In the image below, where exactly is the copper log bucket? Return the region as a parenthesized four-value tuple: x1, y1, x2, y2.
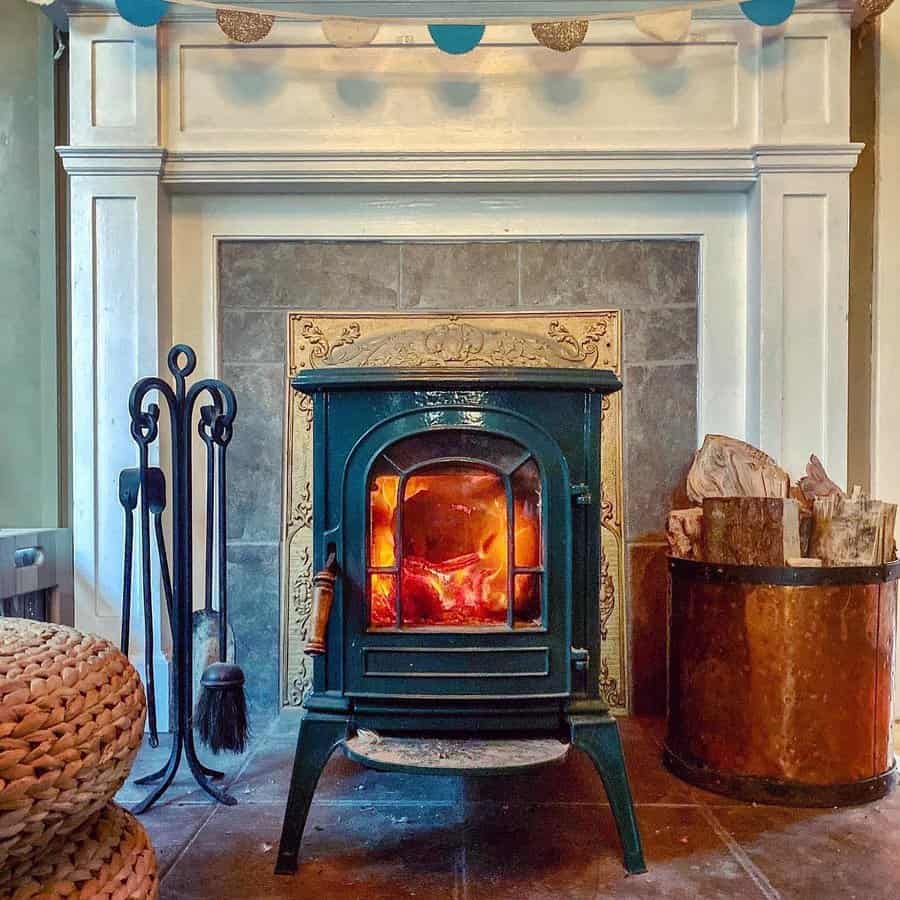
(665, 558, 899, 806)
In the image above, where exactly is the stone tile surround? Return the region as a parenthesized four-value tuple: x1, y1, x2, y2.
(218, 240, 699, 717)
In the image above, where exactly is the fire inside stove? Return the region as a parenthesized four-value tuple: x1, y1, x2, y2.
(368, 459, 542, 629)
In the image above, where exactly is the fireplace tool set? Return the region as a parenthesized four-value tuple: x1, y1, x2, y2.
(115, 346, 646, 875)
(119, 344, 247, 814)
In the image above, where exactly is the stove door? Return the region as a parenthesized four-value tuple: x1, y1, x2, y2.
(342, 407, 572, 699)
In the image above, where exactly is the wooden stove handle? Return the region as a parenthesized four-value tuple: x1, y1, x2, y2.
(304, 552, 339, 656)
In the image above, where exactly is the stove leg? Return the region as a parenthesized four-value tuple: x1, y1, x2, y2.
(275, 712, 348, 876)
(569, 713, 647, 875)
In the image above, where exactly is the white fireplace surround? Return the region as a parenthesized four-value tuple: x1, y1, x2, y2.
(60, 1, 860, 715)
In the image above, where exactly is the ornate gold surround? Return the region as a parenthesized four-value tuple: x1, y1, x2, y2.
(281, 311, 628, 712)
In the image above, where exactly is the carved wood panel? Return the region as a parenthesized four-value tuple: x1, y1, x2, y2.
(282, 311, 627, 712)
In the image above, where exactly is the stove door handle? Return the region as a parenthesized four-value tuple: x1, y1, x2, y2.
(571, 483, 593, 505)
(305, 552, 339, 656)
(571, 646, 590, 672)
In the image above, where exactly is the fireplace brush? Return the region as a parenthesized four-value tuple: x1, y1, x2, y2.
(194, 403, 247, 755)
(121, 344, 247, 813)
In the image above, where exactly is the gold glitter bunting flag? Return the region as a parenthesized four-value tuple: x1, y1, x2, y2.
(531, 20, 589, 52)
(854, 0, 895, 24)
(216, 9, 275, 43)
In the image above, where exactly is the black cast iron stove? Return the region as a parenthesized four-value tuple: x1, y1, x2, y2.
(276, 367, 645, 876)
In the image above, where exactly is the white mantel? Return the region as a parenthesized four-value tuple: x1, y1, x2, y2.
(59, 1, 860, 710)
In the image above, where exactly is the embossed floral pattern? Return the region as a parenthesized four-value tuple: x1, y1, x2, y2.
(283, 312, 626, 710)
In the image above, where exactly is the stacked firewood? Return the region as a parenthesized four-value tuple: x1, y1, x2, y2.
(667, 435, 897, 566)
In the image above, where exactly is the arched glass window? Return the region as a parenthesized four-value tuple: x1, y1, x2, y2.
(367, 430, 543, 631)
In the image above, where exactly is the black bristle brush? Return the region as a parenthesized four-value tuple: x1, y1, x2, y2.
(197, 661, 247, 754)
(195, 407, 248, 754)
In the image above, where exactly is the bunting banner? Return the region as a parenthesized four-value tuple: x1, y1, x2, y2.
(531, 20, 590, 52)
(321, 19, 381, 47)
(634, 9, 693, 42)
(428, 24, 487, 54)
(216, 9, 274, 42)
(102, 0, 890, 50)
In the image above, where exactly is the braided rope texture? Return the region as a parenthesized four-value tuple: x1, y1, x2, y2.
(0, 620, 146, 872)
(0, 802, 158, 899)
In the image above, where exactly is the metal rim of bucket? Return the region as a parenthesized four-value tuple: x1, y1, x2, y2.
(663, 746, 898, 808)
(668, 557, 900, 587)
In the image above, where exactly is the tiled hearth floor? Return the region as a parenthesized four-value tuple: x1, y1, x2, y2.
(117, 712, 900, 899)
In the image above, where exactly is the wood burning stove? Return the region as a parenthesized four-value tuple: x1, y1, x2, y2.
(276, 367, 645, 876)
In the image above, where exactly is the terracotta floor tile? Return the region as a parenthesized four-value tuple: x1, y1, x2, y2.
(117, 733, 255, 807)
(617, 715, 667, 746)
(463, 746, 604, 805)
(161, 802, 466, 899)
(223, 739, 460, 807)
(264, 708, 305, 744)
(135, 713, 900, 899)
(463, 804, 764, 899)
(463, 715, 698, 807)
(638, 717, 752, 807)
(314, 750, 463, 804)
(615, 721, 701, 806)
(224, 740, 296, 805)
(136, 802, 215, 877)
(710, 795, 900, 900)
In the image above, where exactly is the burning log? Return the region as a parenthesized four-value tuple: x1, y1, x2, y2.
(401, 553, 506, 625)
(368, 465, 542, 628)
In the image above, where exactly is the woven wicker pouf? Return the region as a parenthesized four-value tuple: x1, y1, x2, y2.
(0, 802, 158, 899)
(0, 619, 146, 872)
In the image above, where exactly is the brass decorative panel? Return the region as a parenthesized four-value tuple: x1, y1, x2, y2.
(282, 311, 627, 712)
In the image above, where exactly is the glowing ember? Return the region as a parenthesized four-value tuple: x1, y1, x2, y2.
(368, 466, 541, 628)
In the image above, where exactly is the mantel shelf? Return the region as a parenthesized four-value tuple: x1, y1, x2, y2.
(56, 145, 864, 191)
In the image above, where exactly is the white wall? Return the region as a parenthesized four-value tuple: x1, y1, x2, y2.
(0, 7, 59, 528)
(873, 7, 900, 715)
(874, 9, 900, 509)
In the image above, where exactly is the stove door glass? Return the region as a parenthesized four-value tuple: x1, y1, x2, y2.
(367, 430, 543, 630)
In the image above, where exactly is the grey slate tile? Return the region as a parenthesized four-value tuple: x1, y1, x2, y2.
(220, 241, 401, 310)
(227, 543, 281, 718)
(520, 240, 699, 309)
(223, 363, 284, 544)
(217, 240, 701, 717)
(624, 306, 698, 364)
(222, 309, 287, 365)
(401, 242, 518, 309)
(623, 363, 697, 541)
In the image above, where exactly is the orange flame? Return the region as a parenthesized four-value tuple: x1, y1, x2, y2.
(369, 468, 540, 628)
